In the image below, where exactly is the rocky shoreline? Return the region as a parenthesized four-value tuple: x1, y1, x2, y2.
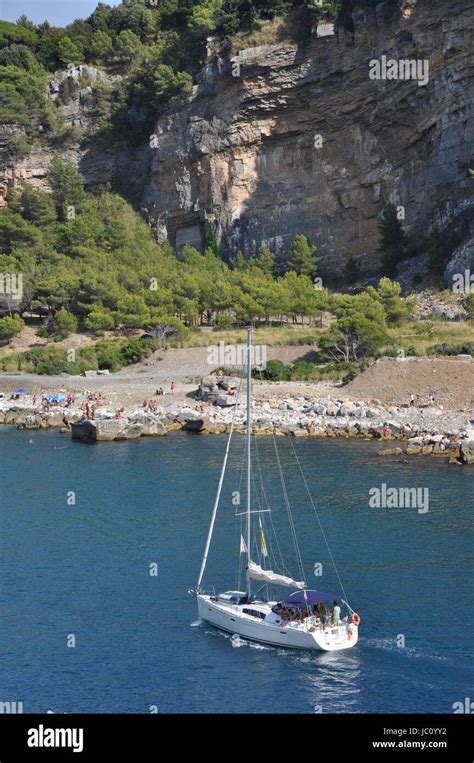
(1, 378, 473, 465)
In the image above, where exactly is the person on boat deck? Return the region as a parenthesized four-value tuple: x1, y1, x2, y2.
(318, 601, 330, 624)
(332, 601, 341, 626)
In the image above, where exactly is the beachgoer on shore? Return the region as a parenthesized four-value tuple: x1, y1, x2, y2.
(170, 381, 176, 393)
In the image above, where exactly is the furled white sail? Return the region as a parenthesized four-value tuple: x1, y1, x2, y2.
(247, 561, 305, 589)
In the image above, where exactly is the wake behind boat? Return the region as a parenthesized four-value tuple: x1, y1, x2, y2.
(189, 327, 361, 652)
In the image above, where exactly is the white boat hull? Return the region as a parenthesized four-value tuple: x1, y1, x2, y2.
(197, 595, 358, 652)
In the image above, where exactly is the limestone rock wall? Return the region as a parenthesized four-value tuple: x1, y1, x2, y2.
(137, 0, 473, 276)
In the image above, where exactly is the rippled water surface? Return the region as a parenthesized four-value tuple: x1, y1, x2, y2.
(0, 427, 471, 713)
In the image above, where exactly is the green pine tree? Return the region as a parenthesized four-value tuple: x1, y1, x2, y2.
(288, 234, 319, 278)
(47, 157, 86, 219)
(344, 256, 359, 284)
(56, 36, 82, 66)
(206, 225, 220, 256)
(426, 227, 449, 277)
(233, 250, 247, 270)
(378, 203, 406, 278)
(255, 244, 276, 276)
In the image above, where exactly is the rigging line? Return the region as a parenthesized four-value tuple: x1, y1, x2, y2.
(253, 370, 294, 578)
(253, 369, 290, 577)
(235, 415, 246, 587)
(250, 468, 269, 565)
(271, 430, 307, 586)
(253, 448, 277, 567)
(249, 451, 276, 570)
(197, 375, 242, 590)
(268, 508, 290, 577)
(252, 434, 288, 576)
(236, 377, 251, 586)
(234, 493, 239, 591)
(237, 514, 244, 590)
(235, 375, 250, 588)
(287, 435, 351, 605)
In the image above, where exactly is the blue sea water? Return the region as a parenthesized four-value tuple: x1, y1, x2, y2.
(0, 426, 472, 714)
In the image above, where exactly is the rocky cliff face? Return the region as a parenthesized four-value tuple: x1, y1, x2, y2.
(2, 0, 473, 278)
(137, 0, 474, 276)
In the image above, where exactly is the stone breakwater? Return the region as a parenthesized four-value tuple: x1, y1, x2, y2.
(1, 394, 473, 465)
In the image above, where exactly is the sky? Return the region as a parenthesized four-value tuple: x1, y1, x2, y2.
(0, 0, 121, 27)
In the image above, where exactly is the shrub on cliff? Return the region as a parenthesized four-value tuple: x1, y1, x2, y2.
(115, 29, 143, 65)
(88, 337, 157, 371)
(257, 359, 289, 381)
(131, 64, 193, 112)
(189, 0, 224, 35)
(255, 357, 357, 382)
(84, 308, 116, 335)
(120, 335, 158, 364)
(53, 308, 78, 338)
(0, 44, 39, 69)
(463, 293, 474, 321)
(21, 345, 70, 375)
(0, 209, 41, 254)
(0, 62, 48, 153)
(17, 336, 158, 375)
(0, 20, 37, 48)
(0, 315, 25, 345)
(427, 342, 474, 357)
(7, 183, 56, 227)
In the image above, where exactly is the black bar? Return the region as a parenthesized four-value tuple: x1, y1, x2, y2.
(0, 713, 471, 760)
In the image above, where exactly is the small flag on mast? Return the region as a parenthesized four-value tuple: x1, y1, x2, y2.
(259, 516, 268, 558)
(240, 535, 248, 554)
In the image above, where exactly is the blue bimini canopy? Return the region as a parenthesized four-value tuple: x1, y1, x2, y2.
(283, 590, 341, 608)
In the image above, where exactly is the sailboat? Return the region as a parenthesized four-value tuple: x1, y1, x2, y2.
(189, 327, 360, 651)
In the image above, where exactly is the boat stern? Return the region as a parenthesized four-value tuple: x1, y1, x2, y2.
(310, 622, 359, 651)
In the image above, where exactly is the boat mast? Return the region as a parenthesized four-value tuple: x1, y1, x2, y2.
(246, 325, 252, 600)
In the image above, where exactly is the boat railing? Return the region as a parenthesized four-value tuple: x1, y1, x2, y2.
(197, 586, 217, 597)
(294, 616, 352, 632)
